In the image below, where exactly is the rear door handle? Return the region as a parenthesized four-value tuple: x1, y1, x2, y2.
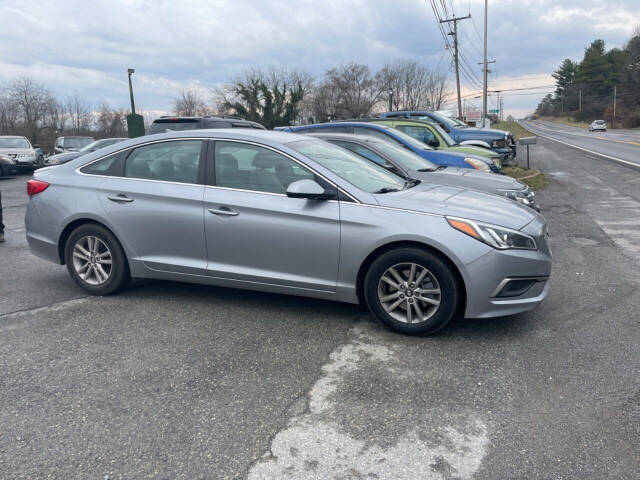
(107, 194, 134, 203)
(208, 208, 238, 217)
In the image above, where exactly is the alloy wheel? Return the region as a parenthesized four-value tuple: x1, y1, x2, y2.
(72, 235, 113, 285)
(377, 262, 441, 324)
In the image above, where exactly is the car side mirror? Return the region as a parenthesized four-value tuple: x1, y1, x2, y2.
(33, 144, 40, 149)
(286, 179, 336, 200)
(427, 139, 439, 147)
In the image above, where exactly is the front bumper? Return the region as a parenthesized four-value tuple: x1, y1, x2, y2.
(463, 231, 552, 318)
(0, 162, 19, 175)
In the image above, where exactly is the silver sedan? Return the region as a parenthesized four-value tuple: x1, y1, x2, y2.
(25, 130, 552, 335)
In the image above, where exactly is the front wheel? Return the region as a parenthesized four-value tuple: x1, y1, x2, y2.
(64, 223, 129, 295)
(363, 248, 460, 335)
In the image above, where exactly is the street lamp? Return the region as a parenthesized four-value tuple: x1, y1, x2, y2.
(127, 68, 136, 115)
(388, 89, 393, 112)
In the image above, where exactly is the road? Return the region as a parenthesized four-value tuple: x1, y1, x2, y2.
(1, 131, 639, 479)
(523, 119, 640, 169)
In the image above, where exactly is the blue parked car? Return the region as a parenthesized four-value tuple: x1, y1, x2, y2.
(278, 122, 500, 173)
(379, 111, 516, 160)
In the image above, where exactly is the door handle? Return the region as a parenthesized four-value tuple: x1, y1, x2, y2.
(107, 194, 134, 203)
(208, 208, 238, 216)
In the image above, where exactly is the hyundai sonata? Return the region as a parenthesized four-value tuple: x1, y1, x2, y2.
(25, 130, 551, 334)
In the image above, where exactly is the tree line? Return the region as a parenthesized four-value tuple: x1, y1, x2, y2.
(0, 77, 130, 152)
(0, 59, 450, 152)
(536, 28, 640, 127)
(175, 59, 451, 129)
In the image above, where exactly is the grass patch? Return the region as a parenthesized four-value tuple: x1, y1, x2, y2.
(494, 120, 534, 141)
(504, 166, 548, 190)
(537, 116, 590, 129)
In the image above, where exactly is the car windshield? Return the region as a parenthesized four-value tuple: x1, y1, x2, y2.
(432, 124, 457, 146)
(370, 140, 437, 171)
(423, 112, 460, 129)
(0, 137, 30, 148)
(287, 139, 406, 193)
(65, 137, 94, 148)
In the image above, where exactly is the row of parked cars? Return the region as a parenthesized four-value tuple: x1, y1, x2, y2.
(24, 111, 551, 335)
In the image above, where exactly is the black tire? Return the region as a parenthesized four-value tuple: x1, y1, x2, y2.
(363, 247, 459, 335)
(64, 223, 129, 295)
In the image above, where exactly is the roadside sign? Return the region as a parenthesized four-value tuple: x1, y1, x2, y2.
(489, 109, 500, 114)
(465, 111, 481, 122)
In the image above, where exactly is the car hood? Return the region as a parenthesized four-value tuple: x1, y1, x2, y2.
(374, 183, 536, 230)
(457, 127, 507, 138)
(432, 167, 525, 190)
(0, 148, 34, 154)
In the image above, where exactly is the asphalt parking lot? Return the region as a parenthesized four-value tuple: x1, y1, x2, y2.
(1, 135, 639, 479)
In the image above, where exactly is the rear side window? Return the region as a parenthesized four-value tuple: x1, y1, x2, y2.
(396, 126, 437, 146)
(124, 140, 203, 184)
(80, 151, 125, 176)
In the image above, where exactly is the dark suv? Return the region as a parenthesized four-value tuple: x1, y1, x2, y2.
(146, 116, 266, 135)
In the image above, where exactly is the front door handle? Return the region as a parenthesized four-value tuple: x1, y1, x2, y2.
(208, 207, 238, 217)
(107, 194, 134, 203)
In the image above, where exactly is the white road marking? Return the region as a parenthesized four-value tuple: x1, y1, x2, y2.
(0, 297, 88, 320)
(247, 323, 489, 480)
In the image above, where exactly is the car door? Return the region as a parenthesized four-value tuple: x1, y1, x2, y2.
(203, 140, 340, 291)
(97, 139, 207, 274)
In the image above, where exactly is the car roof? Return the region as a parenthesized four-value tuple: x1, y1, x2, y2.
(308, 132, 387, 143)
(352, 117, 439, 126)
(0, 135, 27, 139)
(293, 121, 394, 131)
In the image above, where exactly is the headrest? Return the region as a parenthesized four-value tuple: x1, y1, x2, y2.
(252, 152, 277, 169)
(217, 153, 238, 170)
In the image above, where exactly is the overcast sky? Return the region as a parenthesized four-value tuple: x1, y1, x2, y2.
(1, 0, 638, 118)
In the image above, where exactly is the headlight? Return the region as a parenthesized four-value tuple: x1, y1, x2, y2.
(464, 157, 490, 172)
(491, 156, 502, 168)
(491, 139, 506, 148)
(499, 188, 535, 206)
(446, 216, 537, 250)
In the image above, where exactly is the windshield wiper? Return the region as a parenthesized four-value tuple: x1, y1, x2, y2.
(436, 165, 448, 170)
(373, 187, 401, 194)
(417, 168, 436, 172)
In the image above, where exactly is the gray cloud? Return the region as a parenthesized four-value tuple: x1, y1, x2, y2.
(0, 0, 637, 116)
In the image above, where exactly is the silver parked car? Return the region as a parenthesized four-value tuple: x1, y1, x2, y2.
(311, 133, 538, 209)
(25, 130, 552, 335)
(0, 136, 43, 169)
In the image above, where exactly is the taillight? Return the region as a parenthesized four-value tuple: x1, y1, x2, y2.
(27, 179, 50, 196)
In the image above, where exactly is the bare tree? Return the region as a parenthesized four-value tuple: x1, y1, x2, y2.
(376, 59, 451, 111)
(323, 62, 381, 118)
(65, 92, 91, 134)
(96, 102, 127, 138)
(7, 77, 57, 144)
(0, 95, 19, 135)
(173, 88, 211, 116)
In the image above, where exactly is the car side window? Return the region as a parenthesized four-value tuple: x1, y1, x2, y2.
(80, 151, 124, 176)
(396, 126, 437, 145)
(214, 141, 315, 194)
(124, 140, 203, 184)
(353, 127, 403, 146)
(332, 141, 390, 167)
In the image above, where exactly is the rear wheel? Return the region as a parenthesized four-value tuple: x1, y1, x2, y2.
(64, 224, 129, 295)
(363, 248, 459, 335)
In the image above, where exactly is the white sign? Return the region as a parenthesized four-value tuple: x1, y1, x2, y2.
(465, 111, 481, 122)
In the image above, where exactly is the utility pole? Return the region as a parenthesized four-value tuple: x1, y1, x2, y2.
(613, 85, 616, 129)
(579, 90, 582, 112)
(440, 14, 471, 119)
(127, 68, 136, 115)
(482, 0, 488, 127)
